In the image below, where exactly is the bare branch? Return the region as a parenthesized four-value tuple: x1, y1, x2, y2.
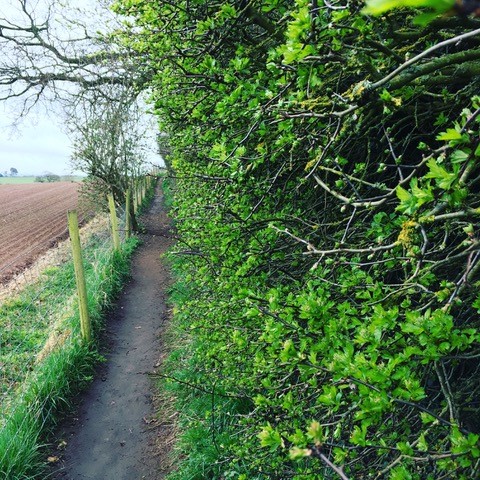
(368, 28, 480, 91)
(0, 0, 148, 115)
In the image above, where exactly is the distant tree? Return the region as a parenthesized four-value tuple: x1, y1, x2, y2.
(35, 171, 60, 182)
(0, 173, 3, 177)
(45, 172, 60, 182)
(10, 167, 18, 176)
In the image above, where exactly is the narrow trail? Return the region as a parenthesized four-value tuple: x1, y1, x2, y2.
(50, 185, 174, 480)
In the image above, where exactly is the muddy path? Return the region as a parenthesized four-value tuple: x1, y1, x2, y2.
(49, 184, 174, 480)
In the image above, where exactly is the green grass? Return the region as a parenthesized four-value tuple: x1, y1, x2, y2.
(0, 229, 139, 479)
(0, 176, 84, 185)
(0, 176, 38, 184)
(162, 176, 174, 210)
(156, 266, 245, 480)
(0, 265, 76, 399)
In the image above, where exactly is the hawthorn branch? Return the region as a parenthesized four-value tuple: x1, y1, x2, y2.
(368, 28, 480, 91)
(387, 49, 480, 91)
(310, 447, 351, 480)
(271, 225, 399, 256)
(242, 2, 284, 42)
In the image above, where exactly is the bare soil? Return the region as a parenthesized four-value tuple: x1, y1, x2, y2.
(0, 182, 87, 283)
(48, 185, 175, 480)
(0, 215, 109, 305)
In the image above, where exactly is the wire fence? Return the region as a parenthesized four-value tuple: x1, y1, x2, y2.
(0, 178, 154, 475)
(0, 213, 116, 417)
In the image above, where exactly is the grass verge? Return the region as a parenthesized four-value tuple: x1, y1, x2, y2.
(155, 178, 247, 480)
(156, 275, 239, 480)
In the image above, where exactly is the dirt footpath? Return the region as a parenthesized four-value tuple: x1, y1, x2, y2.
(50, 185, 174, 479)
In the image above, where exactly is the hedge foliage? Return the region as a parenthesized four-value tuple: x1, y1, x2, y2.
(113, 1, 480, 478)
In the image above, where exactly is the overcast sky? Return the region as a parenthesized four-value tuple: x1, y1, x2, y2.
(0, 112, 75, 176)
(0, 109, 163, 177)
(0, 0, 162, 177)
(0, 0, 87, 176)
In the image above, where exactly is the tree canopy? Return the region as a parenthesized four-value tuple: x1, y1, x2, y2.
(0, 0, 149, 115)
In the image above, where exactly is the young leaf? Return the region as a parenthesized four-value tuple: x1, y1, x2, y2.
(306, 420, 324, 444)
(363, 0, 453, 16)
(258, 425, 284, 451)
(436, 128, 463, 141)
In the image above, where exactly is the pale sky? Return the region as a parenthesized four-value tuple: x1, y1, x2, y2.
(0, 115, 75, 176)
(0, 0, 86, 175)
(0, 108, 163, 176)
(0, 0, 162, 177)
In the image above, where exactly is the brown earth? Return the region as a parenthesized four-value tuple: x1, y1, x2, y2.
(48, 184, 176, 480)
(0, 182, 86, 283)
(0, 215, 109, 305)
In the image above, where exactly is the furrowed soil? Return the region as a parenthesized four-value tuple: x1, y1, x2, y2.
(49, 185, 175, 480)
(0, 182, 87, 283)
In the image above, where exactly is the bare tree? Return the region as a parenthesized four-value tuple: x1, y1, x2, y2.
(69, 85, 149, 231)
(0, 0, 149, 117)
(0, 0, 158, 229)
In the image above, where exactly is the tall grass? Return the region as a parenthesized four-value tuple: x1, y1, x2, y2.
(158, 277, 230, 480)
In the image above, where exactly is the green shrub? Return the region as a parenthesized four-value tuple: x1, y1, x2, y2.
(114, 1, 480, 478)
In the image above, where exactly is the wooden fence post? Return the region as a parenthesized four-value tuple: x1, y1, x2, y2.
(133, 179, 139, 214)
(125, 188, 131, 240)
(108, 193, 121, 251)
(138, 179, 142, 207)
(67, 210, 91, 342)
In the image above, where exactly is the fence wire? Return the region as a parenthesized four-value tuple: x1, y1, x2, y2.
(0, 214, 119, 423)
(0, 177, 152, 475)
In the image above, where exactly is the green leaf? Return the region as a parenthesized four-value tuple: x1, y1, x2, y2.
(258, 424, 284, 451)
(363, 0, 452, 15)
(350, 424, 367, 446)
(410, 178, 433, 207)
(318, 385, 340, 406)
(396, 441, 414, 455)
(396, 185, 411, 202)
(450, 149, 470, 164)
(436, 128, 463, 141)
(389, 464, 414, 479)
(425, 158, 457, 190)
(417, 433, 428, 452)
(420, 411, 436, 424)
(473, 293, 480, 311)
(412, 11, 439, 25)
(306, 420, 324, 444)
(289, 447, 312, 460)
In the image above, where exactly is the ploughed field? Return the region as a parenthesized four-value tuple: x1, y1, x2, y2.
(0, 182, 85, 283)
